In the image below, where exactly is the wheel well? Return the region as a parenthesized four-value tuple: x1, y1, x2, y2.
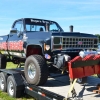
(26, 45, 43, 57)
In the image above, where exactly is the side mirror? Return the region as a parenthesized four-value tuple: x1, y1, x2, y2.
(17, 32, 23, 37)
(10, 28, 17, 33)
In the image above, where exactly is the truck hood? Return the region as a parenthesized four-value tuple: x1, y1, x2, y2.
(51, 32, 97, 38)
(25, 31, 97, 46)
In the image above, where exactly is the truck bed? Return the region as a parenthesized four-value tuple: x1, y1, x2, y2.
(39, 73, 100, 100)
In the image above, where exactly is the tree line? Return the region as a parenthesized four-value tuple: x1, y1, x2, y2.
(95, 34, 100, 43)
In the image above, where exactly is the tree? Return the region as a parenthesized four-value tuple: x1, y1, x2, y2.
(95, 34, 100, 43)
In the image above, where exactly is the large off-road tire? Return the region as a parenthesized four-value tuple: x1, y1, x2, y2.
(7, 76, 23, 98)
(0, 54, 7, 69)
(24, 55, 48, 85)
(0, 72, 7, 92)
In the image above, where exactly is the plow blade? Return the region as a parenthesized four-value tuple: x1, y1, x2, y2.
(68, 55, 100, 79)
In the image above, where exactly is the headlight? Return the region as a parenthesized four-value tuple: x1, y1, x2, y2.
(45, 45, 50, 50)
(53, 37, 62, 50)
(53, 37, 62, 44)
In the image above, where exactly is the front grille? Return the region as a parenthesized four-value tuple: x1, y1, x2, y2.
(62, 37, 98, 49)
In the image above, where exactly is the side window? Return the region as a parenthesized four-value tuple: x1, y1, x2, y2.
(13, 21, 23, 32)
(26, 24, 45, 32)
(36, 26, 45, 31)
(26, 25, 35, 31)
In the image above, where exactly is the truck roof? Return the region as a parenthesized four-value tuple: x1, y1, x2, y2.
(16, 18, 56, 23)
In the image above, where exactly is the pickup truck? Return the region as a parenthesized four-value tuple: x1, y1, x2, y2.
(0, 18, 98, 86)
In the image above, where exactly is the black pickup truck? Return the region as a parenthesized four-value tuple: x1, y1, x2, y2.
(0, 18, 98, 86)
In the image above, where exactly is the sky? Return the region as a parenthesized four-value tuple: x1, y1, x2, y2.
(0, 0, 100, 35)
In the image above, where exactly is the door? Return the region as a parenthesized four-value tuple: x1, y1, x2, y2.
(7, 20, 24, 56)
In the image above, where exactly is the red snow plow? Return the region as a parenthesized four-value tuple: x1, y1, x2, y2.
(66, 51, 100, 99)
(68, 54, 100, 79)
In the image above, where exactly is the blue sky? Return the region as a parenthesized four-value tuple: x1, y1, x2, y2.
(0, 0, 100, 35)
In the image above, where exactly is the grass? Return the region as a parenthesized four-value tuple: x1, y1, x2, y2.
(0, 90, 35, 100)
(0, 62, 35, 100)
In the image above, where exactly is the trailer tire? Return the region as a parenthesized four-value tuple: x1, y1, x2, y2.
(7, 76, 23, 98)
(0, 72, 6, 92)
(77, 77, 87, 84)
(24, 55, 48, 85)
(0, 54, 7, 69)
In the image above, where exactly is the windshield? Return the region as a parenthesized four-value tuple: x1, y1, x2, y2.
(24, 19, 63, 32)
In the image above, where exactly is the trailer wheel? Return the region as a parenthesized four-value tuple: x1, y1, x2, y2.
(77, 77, 87, 84)
(7, 75, 23, 98)
(0, 54, 7, 69)
(0, 72, 6, 92)
(24, 55, 48, 85)
(7, 76, 16, 97)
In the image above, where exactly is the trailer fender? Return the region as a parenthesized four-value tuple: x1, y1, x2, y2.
(7, 74, 25, 98)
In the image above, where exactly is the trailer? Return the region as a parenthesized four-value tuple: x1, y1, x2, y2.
(0, 68, 73, 100)
(0, 63, 100, 100)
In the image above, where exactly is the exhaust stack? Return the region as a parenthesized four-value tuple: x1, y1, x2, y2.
(69, 25, 73, 32)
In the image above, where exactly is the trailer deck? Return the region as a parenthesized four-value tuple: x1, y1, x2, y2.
(38, 73, 100, 100)
(25, 72, 100, 100)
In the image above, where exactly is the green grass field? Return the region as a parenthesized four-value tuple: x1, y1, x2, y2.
(0, 62, 35, 100)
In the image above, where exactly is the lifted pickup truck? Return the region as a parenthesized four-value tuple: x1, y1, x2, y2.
(0, 18, 100, 99)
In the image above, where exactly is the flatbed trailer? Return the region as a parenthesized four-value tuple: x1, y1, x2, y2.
(0, 68, 100, 100)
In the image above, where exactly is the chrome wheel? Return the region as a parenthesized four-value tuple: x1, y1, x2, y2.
(28, 63, 36, 79)
(8, 81, 14, 96)
(0, 76, 4, 90)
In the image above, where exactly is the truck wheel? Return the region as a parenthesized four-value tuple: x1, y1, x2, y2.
(0, 54, 7, 69)
(7, 76, 23, 98)
(77, 77, 87, 84)
(24, 55, 48, 85)
(0, 72, 6, 92)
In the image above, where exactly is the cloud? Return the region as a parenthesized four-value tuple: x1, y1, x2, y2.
(75, 25, 100, 28)
(62, 25, 100, 35)
(41, 0, 100, 5)
(0, 29, 9, 35)
(0, 17, 16, 21)
(66, 1, 100, 5)
(53, 15, 100, 21)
